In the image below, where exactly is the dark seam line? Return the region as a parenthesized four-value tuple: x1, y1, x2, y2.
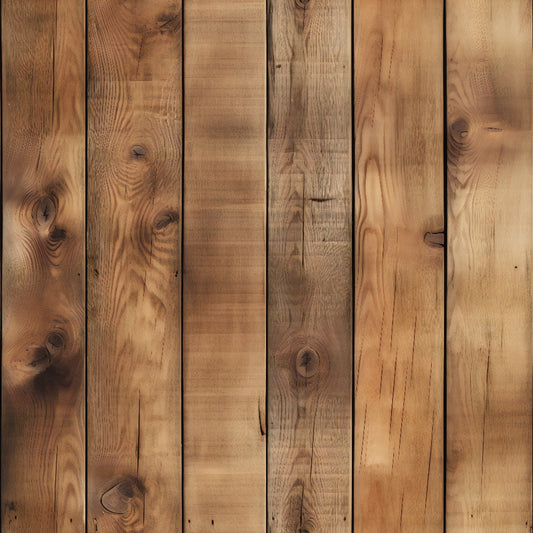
(85, 0, 89, 529)
(0, 0, 3, 520)
(351, 0, 356, 530)
(443, 1, 448, 531)
(265, 1, 270, 531)
(181, 0, 185, 530)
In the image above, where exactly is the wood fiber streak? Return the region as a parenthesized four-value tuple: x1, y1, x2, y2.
(268, 1, 352, 531)
(183, 1, 266, 532)
(446, 1, 533, 530)
(353, 1, 444, 531)
(1, 0, 86, 530)
(87, 0, 182, 530)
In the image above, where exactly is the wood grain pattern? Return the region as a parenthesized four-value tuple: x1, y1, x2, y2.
(87, 0, 182, 530)
(182, 1, 266, 531)
(353, 1, 444, 531)
(446, 1, 533, 530)
(267, 1, 352, 531)
(1, 0, 86, 530)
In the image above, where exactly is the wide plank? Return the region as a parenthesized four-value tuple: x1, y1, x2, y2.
(182, 1, 266, 531)
(267, 0, 353, 531)
(87, 0, 182, 530)
(446, 1, 532, 530)
(353, 0, 444, 530)
(1, 0, 86, 530)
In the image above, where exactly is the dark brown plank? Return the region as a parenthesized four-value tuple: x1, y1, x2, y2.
(1, 0, 86, 530)
(353, 0, 444, 530)
(87, 0, 182, 530)
(446, 0, 533, 530)
(267, 0, 353, 530)
(182, 1, 267, 531)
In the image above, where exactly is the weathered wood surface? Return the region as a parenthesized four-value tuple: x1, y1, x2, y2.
(1, 0, 86, 530)
(353, 0, 444, 531)
(87, 0, 182, 530)
(182, 1, 266, 531)
(267, 0, 352, 531)
(2, 2, 533, 531)
(446, 1, 533, 530)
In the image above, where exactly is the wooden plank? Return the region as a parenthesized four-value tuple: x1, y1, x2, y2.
(446, 1, 533, 530)
(87, 0, 182, 530)
(353, 1, 444, 530)
(182, 1, 266, 531)
(267, 1, 352, 531)
(1, 0, 85, 530)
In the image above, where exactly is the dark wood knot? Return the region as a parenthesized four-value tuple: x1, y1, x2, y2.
(100, 478, 144, 515)
(450, 119, 470, 144)
(130, 145, 147, 159)
(154, 209, 179, 231)
(295, 0, 310, 7)
(295, 347, 320, 378)
(36, 196, 56, 228)
(424, 231, 445, 248)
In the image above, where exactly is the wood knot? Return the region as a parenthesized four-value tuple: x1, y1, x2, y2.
(29, 346, 53, 370)
(130, 145, 147, 159)
(35, 196, 56, 228)
(295, 347, 320, 378)
(100, 478, 144, 515)
(450, 119, 470, 144)
(154, 209, 179, 231)
(424, 230, 445, 248)
(46, 332, 64, 354)
(49, 227, 67, 243)
(28, 331, 64, 370)
(295, 0, 310, 7)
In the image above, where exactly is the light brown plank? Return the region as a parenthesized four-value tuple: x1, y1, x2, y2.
(182, 1, 266, 531)
(267, 0, 352, 531)
(1, 0, 85, 530)
(353, 1, 444, 531)
(446, 1, 532, 530)
(87, 0, 182, 530)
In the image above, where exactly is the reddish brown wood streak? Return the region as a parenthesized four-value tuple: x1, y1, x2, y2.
(353, 0, 444, 530)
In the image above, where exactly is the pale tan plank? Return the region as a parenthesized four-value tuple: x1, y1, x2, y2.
(182, 1, 266, 532)
(446, 1, 532, 530)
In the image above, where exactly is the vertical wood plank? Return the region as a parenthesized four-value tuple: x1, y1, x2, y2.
(267, 0, 352, 531)
(182, 1, 266, 531)
(1, 0, 85, 530)
(353, 1, 444, 530)
(87, 0, 182, 530)
(446, 1, 532, 530)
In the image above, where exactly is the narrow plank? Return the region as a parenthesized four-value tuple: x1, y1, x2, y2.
(87, 0, 182, 530)
(182, 1, 266, 531)
(267, 1, 352, 531)
(1, 0, 85, 530)
(446, 1, 532, 530)
(353, 1, 444, 530)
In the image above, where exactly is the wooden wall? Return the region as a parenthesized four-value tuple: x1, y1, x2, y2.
(1, 0, 531, 531)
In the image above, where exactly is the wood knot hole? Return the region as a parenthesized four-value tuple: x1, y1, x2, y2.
(46, 332, 64, 355)
(100, 479, 143, 515)
(450, 119, 470, 143)
(36, 197, 56, 228)
(154, 210, 179, 231)
(131, 145, 147, 159)
(296, 347, 320, 378)
(424, 231, 445, 248)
